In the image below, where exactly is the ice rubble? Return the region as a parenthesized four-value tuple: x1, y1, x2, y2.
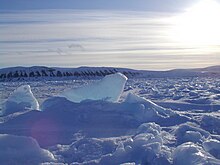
(173, 142, 220, 165)
(201, 115, 220, 134)
(203, 139, 220, 159)
(61, 73, 127, 102)
(174, 122, 210, 145)
(0, 92, 188, 147)
(1, 73, 220, 164)
(57, 122, 171, 165)
(93, 124, 171, 165)
(0, 134, 55, 164)
(2, 85, 39, 115)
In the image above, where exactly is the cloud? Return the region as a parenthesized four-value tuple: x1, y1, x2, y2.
(0, 10, 219, 70)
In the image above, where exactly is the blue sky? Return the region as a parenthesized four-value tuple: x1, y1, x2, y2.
(0, 0, 199, 12)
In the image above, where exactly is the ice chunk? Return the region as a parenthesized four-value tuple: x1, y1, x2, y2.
(173, 142, 220, 165)
(7, 85, 39, 109)
(174, 123, 210, 145)
(2, 85, 39, 115)
(201, 115, 220, 135)
(183, 131, 204, 143)
(61, 73, 127, 103)
(136, 122, 161, 136)
(0, 134, 55, 164)
(125, 93, 175, 117)
(203, 139, 220, 159)
(133, 133, 162, 148)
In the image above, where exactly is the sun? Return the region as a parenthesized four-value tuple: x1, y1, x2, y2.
(171, 0, 220, 45)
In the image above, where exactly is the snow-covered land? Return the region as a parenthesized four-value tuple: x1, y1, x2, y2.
(0, 65, 220, 82)
(0, 68, 220, 164)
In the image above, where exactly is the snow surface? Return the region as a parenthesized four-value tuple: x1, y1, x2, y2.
(0, 134, 55, 164)
(0, 73, 220, 164)
(61, 73, 127, 102)
(173, 142, 220, 165)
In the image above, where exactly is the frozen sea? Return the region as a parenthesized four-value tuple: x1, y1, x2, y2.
(0, 76, 220, 164)
(1, 77, 220, 111)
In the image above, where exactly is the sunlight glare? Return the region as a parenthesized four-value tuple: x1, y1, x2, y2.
(171, 0, 220, 45)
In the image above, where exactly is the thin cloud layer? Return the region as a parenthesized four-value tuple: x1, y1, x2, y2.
(0, 10, 219, 70)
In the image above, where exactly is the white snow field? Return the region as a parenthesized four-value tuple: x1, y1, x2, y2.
(0, 73, 220, 164)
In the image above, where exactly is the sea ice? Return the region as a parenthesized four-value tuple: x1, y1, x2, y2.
(201, 115, 220, 134)
(174, 122, 210, 145)
(136, 122, 161, 136)
(0, 134, 55, 164)
(203, 139, 220, 159)
(1, 75, 220, 164)
(2, 85, 39, 115)
(125, 93, 175, 117)
(173, 142, 220, 165)
(61, 73, 127, 102)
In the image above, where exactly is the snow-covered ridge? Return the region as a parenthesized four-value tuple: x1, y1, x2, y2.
(0, 65, 219, 82)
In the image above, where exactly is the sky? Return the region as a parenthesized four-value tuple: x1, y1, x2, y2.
(0, 0, 199, 12)
(0, 0, 220, 70)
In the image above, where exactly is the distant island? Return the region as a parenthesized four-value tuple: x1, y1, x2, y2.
(0, 65, 219, 82)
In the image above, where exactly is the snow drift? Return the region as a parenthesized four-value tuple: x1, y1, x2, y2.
(0, 134, 55, 164)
